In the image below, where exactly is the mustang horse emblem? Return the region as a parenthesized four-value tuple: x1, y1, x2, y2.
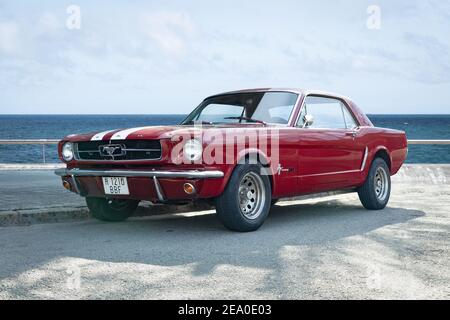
(99, 144, 125, 157)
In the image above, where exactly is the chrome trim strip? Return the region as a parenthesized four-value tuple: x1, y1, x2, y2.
(300, 169, 360, 178)
(153, 176, 166, 201)
(55, 168, 224, 179)
(78, 149, 161, 153)
(360, 146, 369, 171)
(74, 157, 163, 162)
(287, 93, 303, 126)
(122, 148, 161, 152)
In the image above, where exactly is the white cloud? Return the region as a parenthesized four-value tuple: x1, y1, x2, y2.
(37, 12, 61, 35)
(0, 21, 19, 54)
(140, 11, 195, 55)
(0, 1, 450, 114)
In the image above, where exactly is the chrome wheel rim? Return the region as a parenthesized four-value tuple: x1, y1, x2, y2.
(374, 167, 389, 201)
(238, 172, 265, 220)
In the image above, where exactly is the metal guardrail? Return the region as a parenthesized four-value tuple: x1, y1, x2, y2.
(2, 139, 450, 144)
(0, 139, 59, 145)
(0, 139, 450, 164)
(2, 139, 450, 145)
(408, 140, 450, 145)
(0, 139, 59, 163)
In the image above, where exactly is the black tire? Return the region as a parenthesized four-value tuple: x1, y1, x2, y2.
(86, 197, 139, 222)
(357, 157, 391, 210)
(215, 164, 272, 232)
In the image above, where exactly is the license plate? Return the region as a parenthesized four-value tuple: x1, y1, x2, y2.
(102, 177, 129, 195)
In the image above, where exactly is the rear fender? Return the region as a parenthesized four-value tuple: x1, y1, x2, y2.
(366, 146, 392, 176)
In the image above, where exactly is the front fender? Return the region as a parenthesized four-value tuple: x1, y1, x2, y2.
(236, 148, 271, 166)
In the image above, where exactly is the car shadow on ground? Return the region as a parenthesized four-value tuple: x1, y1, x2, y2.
(1, 199, 425, 285)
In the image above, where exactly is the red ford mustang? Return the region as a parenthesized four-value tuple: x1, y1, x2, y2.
(56, 88, 408, 231)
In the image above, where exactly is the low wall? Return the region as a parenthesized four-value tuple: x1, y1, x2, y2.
(0, 163, 65, 171)
(392, 164, 449, 185)
(1, 163, 448, 182)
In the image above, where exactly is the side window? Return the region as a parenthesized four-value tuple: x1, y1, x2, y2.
(268, 106, 294, 124)
(297, 96, 357, 129)
(342, 105, 358, 129)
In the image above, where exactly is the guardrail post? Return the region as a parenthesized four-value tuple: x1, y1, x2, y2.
(0, 139, 449, 166)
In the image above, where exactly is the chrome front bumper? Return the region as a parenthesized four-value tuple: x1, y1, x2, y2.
(54, 168, 224, 179)
(55, 168, 224, 202)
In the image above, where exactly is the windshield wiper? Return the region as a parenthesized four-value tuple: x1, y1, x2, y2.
(224, 116, 267, 125)
(183, 120, 214, 125)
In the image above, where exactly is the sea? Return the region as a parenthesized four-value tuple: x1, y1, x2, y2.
(0, 114, 449, 164)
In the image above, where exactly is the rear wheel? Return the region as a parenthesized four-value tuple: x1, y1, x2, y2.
(86, 197, 139, 222)
(216, 164, 271, 232)
(357, 158, 391, 210)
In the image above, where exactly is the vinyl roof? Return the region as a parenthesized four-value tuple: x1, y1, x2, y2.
(207, 88, 351, 101)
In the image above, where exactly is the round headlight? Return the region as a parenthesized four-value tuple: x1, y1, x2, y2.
(183, 139, 203, 162)
(62, 142, 74, 161)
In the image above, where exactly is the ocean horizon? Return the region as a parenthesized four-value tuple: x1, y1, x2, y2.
(0, 114, 449, 164)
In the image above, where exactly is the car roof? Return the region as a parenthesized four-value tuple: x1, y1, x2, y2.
(206, 88, 351, 101)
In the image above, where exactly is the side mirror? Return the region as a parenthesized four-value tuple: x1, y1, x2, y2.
(302, 114, 314, 128)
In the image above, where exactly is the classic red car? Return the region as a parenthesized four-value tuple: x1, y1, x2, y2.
(56, 88, 407, 231)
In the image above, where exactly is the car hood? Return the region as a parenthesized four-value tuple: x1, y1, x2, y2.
(64, 123, 271, 142)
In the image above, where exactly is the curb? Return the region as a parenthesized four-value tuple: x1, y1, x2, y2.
(0, 202, 213, 227)
(0, 207, 90, 227)
(0, 191, 349, 227)
(2, 164, 448, 227)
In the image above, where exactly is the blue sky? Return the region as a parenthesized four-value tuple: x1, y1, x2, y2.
(0, 0, 449, 114)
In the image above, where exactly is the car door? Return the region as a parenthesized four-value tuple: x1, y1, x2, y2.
(295, 95, 365, 193)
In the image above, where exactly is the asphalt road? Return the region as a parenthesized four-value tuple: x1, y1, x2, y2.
(1, 179, 449, 299)
(0, 170, 84, 211)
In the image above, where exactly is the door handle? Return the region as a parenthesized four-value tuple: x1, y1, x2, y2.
(345, 131, 357, 138)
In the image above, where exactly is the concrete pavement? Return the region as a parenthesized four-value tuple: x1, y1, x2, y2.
(0, 170, 84, 211)
(1, 164, 448, 224)
(0, 170, 212, 226)
(0, 166, 449, 299)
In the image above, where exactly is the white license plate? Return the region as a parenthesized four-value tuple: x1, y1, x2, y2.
(102, 177, 129, 195)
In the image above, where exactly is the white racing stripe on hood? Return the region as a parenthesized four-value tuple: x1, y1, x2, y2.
(110, 127, 153, 140)
(91, 129, 117, 141)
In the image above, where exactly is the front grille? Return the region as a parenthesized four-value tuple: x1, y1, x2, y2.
(75, 140, 162, 161)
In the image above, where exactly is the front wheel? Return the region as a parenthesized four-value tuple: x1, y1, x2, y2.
(86, 197, 139, 222)
(357, 158, 391, 210)
(215, 164, 272, 232)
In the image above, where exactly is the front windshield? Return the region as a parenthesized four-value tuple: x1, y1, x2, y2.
(181, 92, 298, 125)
